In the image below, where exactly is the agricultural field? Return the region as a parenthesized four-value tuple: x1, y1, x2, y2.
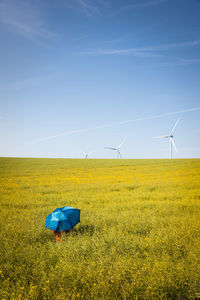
(0, 157, 200, 299)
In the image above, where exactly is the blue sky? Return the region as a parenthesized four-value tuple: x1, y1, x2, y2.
(0, 0, 200, 158)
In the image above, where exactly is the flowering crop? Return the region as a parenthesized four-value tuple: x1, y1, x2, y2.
(0, 158, 200, 299)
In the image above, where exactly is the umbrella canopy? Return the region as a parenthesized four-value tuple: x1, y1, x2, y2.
(45, 206, 80, 232)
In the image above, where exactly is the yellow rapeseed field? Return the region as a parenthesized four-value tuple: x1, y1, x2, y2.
(0, 158, 200, 299)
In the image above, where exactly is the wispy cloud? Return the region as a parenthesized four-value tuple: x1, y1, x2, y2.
(29, 107, 200, 144)
(0, 0, 53, 40)
(77, 0, 100, 15)
(82, 39, 200, 56)
(153, 58, 200, 67)
(111, 0, 168, 16)
(121, 0, 168, 10)
(0, 77, 42, 91)
(0, 73, 57, 91)
(81, 39, 200, 65)
(64, 0, 107, 16)
(65, 0, 169, 16)
(65, 0, 168, 16)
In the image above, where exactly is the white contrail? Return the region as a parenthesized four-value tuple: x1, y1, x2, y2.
(29, 106, 200, 144)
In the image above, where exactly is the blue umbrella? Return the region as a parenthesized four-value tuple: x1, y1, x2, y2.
(45, 206, 80, 232)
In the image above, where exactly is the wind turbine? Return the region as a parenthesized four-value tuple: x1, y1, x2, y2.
(153, 119, 180, 159)
(84, 151, 94, 159)
(104, 139, 125, 159)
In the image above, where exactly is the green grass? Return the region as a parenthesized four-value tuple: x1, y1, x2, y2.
(0, 158, 200, 299)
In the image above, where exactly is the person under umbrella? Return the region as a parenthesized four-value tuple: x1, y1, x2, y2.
(45, 206, 80, 243)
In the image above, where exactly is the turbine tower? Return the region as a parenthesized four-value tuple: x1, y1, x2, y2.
(104, 139, 125, 159)
(84, 151, 94, 159)
(153, 119, 180, 159)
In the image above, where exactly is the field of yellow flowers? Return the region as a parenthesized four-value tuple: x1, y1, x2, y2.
(0, 157, 200, 299)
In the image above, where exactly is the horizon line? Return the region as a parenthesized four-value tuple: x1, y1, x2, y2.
(0, 156, 200, 160)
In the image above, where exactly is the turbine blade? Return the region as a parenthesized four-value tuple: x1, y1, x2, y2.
(118, 138, 126, 149)
(171, 118, 180, 133)
(153, 135, 169, 139)
(104, 147, 117, 150)
(171, 138, 178, 152)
